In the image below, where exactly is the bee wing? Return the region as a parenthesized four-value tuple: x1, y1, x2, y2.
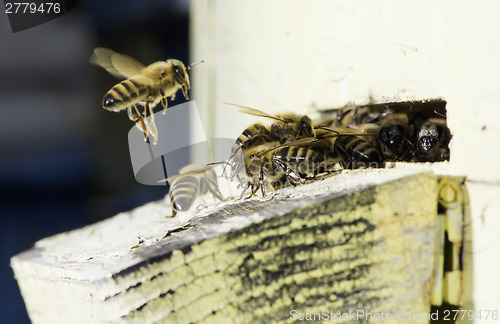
(178, 164, 212, 174)
(255, 137, 322, 157)
(89, 47, 146, 79)
(157, 165, 214, 184)
(224, 103, 287, 123)
(158, 178, 172, 184)
(314, 125, 375, 138)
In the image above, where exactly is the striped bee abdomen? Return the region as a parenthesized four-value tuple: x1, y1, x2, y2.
(103, 78, 149, 111)
(272, 145, 326, 182)
(169, 175, 199, 213)
(335, 135, 382, 167)
(233, 123, 273, 153)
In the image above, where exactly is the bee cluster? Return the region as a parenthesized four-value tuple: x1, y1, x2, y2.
(164, 100, 451, 216)
(226, 99, 451, 199)
(319, 99, 451, 163)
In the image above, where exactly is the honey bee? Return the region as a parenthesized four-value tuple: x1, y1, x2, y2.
(377, 114, 413, 161)
(239, 142, 287, 197)
(338, 105, 384, 126)
(313, 121, 383, 168)
(239, 137, 340, 197)
(271, 137, 341, 183)
(318, 106, 415, 162)
(225, 103, 317, 184)
(158, 164, 224, 217)
(330, 134, 382, 169)
(226, 103, 316, 144)
(226, 104, 387, 197)
(414, 118, 451, 162)
(90, 47, 198, 144)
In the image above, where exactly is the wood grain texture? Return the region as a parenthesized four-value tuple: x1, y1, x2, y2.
(12, 169, 439, 323)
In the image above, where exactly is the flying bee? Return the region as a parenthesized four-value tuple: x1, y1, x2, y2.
(90, 47, 201, 144)
(158, 164, 224, 217)
(414, 118, 451, 162)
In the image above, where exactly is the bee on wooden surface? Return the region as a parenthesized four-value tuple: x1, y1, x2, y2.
(226, 103, 316, 144)
(238, 142, 287, 197)
(226, 122, 276, 185)
(414, 118, 451, 162)
(158, 165, 224, 217)
(226, 103, 318, 184)
(90, 47, 199, 144)
(239, 137, 341, 197)
(269, 138, 335, 183)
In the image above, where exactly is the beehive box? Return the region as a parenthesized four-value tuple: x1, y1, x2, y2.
(12, 169, 452, 323)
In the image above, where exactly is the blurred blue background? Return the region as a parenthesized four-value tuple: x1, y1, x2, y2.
(0, 0, 189, 322)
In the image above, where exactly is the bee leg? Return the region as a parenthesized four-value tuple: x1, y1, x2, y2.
(166, 209, 177, 218)
(353, 105, 359, 124)
(286, 172, 302, 186)
(159, 88, 168, 115)
(145, 100, 155, 121)
(146, 118, 158, 145)
(259, 169, 266, 196)
(201, 177, 226, 202)
(142, 99, 155, 122)
(182, 85, 189, 100)
(128, 106, 149, 141)
(250, 183, 260, 199)
(144, 101, 158, 145)
(273, 159, 301, 186)
(238, 182, 250, 200)
(208, 184, 225, 201)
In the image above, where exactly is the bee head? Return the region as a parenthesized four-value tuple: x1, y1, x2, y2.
(298, 115, 314, 138)
(169, 60, 190, 99)
(379, 125, 407, 149)
(377, 114, 412, 159)
(417, 124, 441, 152)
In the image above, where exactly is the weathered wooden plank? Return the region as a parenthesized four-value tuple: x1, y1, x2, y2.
(12, 169, 439, 323)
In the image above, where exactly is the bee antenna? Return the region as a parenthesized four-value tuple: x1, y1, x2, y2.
(403, 135, 414, 147)
(314, 126, 340, 134)
(207, 161, 229, 166)
(207, 160, 231, 178)
(187, 60, 204, 70)
(433, 110, 446, 118)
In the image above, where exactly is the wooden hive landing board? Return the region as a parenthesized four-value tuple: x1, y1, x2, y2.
(12, 169, 438, 323)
